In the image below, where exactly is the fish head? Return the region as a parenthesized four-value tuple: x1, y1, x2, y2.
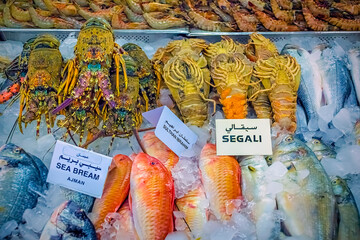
(240, 156, 268, 173)
(306, 138, 327, 151)
(273, 135, 311, 166)
(331, 176, 350, 199)
(0, 143, 32, 167)
(51, 201, 95, 237)
(131, 153, 170, 179)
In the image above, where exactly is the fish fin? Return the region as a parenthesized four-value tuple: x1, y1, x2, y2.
(128, 193, 132, 212)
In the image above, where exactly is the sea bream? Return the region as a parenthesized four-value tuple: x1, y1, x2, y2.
(331, 176, 360, 240)
(273, 135, 337, 239)
(0, 143, 48, 228)
(40, 200, 96, 240)
(281, 44, 322, 128)
(348, 48, 360, 105)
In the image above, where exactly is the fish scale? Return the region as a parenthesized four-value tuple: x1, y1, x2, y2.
(199, 143, 241, 220)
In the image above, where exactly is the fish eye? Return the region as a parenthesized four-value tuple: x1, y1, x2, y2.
(150, 162, 156, 165)
(13, 148, 21, 154)
(285, 136, 293, 142)
(313, 139, 320, 144)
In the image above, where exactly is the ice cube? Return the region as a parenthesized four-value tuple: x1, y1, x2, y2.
(256, 212, 281, 240)
(318, 105, 336, 123)
(159, 89, 175, 108)
(322, 128, 343, 143)
(201, 220, 237, 240)
(321, 157, 345, 177)
(165, 231, 189, 240)
(345, 174, 360, 210)
(336, 145, 360, 174)
(332, 108, 353, 135)
(265, 162, 288, 181)
(59, 32, 77, 60)
(318, 118, 330, 133)
(266, 182, 283, 195)
(0, 220, 18, 238)
(18, 224, 39, 240)
(307, 118, 318, 131)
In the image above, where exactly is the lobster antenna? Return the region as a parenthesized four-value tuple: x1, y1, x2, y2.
(67, 130, 78, 146)
(6, 118, 18, 144)
(133, 128, 146, 154)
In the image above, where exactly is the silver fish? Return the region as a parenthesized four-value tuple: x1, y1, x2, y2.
(306, 137, 336, 161)
(348, 48, 360, 105)
(331, 176, 360, 240)
(314, 45, 352, 116)
(0, 143, 48, 228)
(40, 201, 97, 240)
(281, 44, 322, 128)
(273, 135, 337, 239)
(296, 102, 308, 133)
(240, 156, 279, 240)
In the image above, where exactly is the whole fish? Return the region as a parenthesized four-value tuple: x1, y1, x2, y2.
(348, 48, 360, 104)
(90, 154, 132, 230)
(306, 137, 336, 161)
(314, 45, 352, 116)
(130, 153, 174, 240)
(40, 200, 96, 240)
(281, 44, 322, 127)
(199, 143, 241, 221)
(273, 135, 337, 239)
(240, 156, 279, 240)
(142, 131, 179, 171)
(175, 186, 208, 239)
(0, 143, 48, 228)
(331, 176, 360, 240)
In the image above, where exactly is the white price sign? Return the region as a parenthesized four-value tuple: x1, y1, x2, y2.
(142, 106, 198, 156)
(46, 141, 112, 198)
(216, 119, 272, 156)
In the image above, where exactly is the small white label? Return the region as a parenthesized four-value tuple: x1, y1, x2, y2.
(47, 141, 112, 198)
(142, 106, 198, 156)
(216, 119, 272, 156)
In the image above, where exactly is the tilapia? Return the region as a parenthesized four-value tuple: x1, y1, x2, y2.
(175, 186, 208, 239)
(281, 44, 322, 128)
(90, 154, 132, 230)
(130, 153, 174, 240)
(273, 135, 337, 239)
(331, 176, 360, 240)
(40, 201, 96, 240)
(240, 156, 279, 240)
(306, 137, 336, 161)
(0, 143, 48, 228)
(199, 143, 241, 221)
(141, 131, 179, 171)
(348, 48, 360, 105)
(313, 45, 352, 116)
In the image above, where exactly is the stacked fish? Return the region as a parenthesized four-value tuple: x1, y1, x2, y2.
(1, 0, 360, 31)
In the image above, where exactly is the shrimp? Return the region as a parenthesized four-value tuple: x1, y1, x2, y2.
(328, 17, 360, 31)
(143, 12, 186, 29)
(52, 3, 78, 17)
(255, 10, 299, 31)
(3, 1, 33, 28)
(270, 0, 294, 23)
(188, 11, 235, 31)
(209, 2, 234, 22)
(302, 6, 336, 31)
(304, 0, 330, 19)
(142, 2, 172, 12)
(125, 0, 143, 14)
(33, 0, 48, 11)
(124, 6, 146, 22)
(29, 7, 74, 28)
(75, 4, 119, 22)
(112, 11, 149, 29)
(9, 3, 31, 22)
(232, 9, 259, 32)
(332, 2, 360, 15)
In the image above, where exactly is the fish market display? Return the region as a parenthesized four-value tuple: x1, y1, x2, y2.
(199, 143, 241, 221)
(273, 135, 337, 239)
(0, 143, 48, 228)
(40, 200, 97, 240)
(90, 154, 131, 231)
(130, 153, 175, 240)
(0, 34, 62, 137)
(331, 176, 360, 240)
(1, 0, 360, 31)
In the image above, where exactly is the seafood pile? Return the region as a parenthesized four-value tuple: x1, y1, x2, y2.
(1, 0, 360, 31)
(0, 19, 360, 240)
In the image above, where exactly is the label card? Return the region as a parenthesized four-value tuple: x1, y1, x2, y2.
(216, 119, 272, 156)
(142, 106, 198, 156)
(47, 141, 112, 198)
